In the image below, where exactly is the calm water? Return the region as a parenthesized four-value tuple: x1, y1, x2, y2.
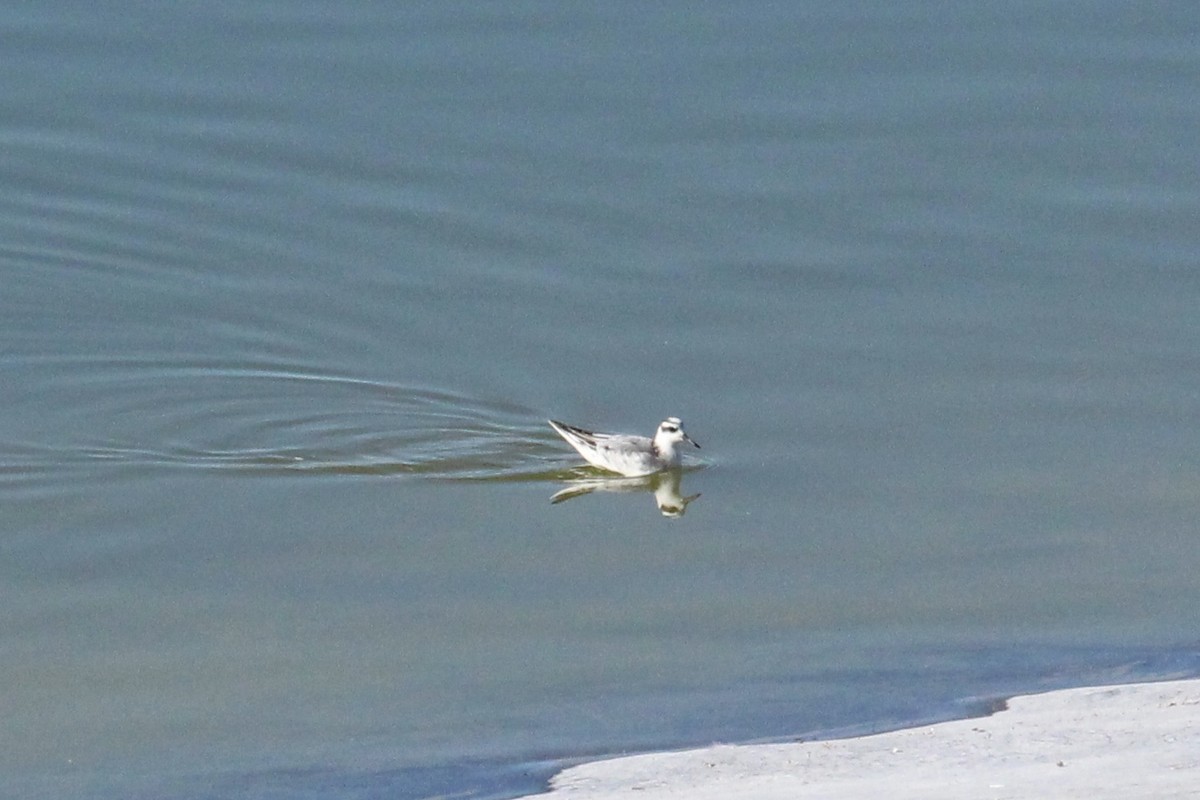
(4, 2, 1200, 798)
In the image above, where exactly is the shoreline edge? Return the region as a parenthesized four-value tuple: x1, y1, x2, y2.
(513, 678, 1200, 799)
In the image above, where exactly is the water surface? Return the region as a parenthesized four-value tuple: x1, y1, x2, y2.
(3, 2, 1199, 799)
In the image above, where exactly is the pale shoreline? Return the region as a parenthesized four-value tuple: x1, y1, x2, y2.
(515, 678, 1200, 799)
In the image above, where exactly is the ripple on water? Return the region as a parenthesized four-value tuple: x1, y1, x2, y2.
(1, 359, 578, 496)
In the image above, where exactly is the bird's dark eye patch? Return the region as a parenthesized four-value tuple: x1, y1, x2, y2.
(662, 425, 678, 433)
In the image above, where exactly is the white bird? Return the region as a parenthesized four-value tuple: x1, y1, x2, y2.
(548, 417, 700, 477)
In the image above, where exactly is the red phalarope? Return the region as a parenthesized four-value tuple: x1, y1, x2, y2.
(548, 417, 700, 477)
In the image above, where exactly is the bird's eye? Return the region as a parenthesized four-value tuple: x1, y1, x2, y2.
(663, 425, 677, 433)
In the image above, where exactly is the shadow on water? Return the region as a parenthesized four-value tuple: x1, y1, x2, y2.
(1, 363, 707, 497)
(550, 468, 702, 518)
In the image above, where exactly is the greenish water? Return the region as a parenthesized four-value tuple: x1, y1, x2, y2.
(3, 2, 1199, 798)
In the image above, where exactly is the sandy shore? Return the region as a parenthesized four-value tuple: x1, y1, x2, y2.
(516, 679, 1200, 799)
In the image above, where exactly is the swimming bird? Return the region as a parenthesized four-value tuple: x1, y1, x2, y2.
(548, 417, 700, 477)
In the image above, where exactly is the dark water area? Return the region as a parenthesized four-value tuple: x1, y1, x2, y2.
(3, 2, 1199, 799)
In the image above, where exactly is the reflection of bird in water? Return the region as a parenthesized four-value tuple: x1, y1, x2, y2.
(548, 417, 699, 477)
(550, 468, 701, 518)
